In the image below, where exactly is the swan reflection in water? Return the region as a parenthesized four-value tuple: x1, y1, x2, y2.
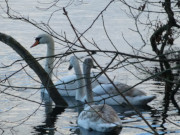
(33, 91, 156, 135)
(33, 92, 66, 135)
(33, 91, 122, 135)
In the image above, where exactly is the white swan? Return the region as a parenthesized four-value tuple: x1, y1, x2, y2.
(91, 82, 156, 106)
(77, 58, 122, 132)
(74, 58, 156, 105)
(31, 34, 109, 98)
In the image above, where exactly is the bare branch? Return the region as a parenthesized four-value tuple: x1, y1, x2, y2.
(0, 32, 67, 107)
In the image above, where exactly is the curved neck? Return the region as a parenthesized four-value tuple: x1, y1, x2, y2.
(74, 62, 85, 101)
(83, 64, 94, 104)
(45, 41, 54, 79)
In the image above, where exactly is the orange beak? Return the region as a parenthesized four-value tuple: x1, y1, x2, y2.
(30, 40, 39, 48)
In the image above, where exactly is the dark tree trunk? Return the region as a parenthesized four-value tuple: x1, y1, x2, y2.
(0, 32, 68, 107)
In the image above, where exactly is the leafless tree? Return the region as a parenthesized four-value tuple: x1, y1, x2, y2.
(1, 0, 180, 134)
(120, 0, 180, 111)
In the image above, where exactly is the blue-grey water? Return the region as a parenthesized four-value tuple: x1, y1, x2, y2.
(0, 0, 180, 134)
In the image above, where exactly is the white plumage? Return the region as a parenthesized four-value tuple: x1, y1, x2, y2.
(90, 82, 156, 105)
(31, 34, 109, 98)
(77, 58, 122, 132)
(31, 34, 155, 106)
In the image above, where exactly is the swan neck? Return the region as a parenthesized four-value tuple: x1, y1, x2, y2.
(74, 62, 85, 101)
(45, 41, 54, 79)
(83, 64, 94, 104)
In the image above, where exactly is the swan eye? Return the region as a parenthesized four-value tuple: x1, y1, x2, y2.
(35, 37, 41, 41)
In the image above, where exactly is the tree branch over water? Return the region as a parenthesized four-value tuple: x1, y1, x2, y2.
(63, 7, 159, 135)
(0, 32, 67, 107)
(1, 0, 180, 134)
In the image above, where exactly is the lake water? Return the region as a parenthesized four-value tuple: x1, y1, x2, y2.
(0, 0, 180, 135)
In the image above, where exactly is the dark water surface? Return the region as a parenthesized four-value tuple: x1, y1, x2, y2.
(32, 92, 180, 135)
(0, 0, 180, 134)
(1, 81, 179, 135)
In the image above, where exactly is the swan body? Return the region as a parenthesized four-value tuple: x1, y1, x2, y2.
(31, 34, 109, 98)
(90, 82, 156, 105)
(78, 104, 122, 132)
(81, 82, 156, 106)
(77, 58, 122, 132)
(67, 57, 155, 105)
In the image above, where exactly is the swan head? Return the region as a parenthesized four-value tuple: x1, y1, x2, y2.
(83, 58, 96, 71)
(68, 56, 79, 70)
(31, 34, 54, 48)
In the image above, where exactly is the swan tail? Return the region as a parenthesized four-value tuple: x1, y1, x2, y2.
(144, 95, 156, 103)
(136, 95, 156, 105)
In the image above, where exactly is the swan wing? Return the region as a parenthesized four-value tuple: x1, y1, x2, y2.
(93, 94, 156, 105)
(92, 82, 146, 96)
